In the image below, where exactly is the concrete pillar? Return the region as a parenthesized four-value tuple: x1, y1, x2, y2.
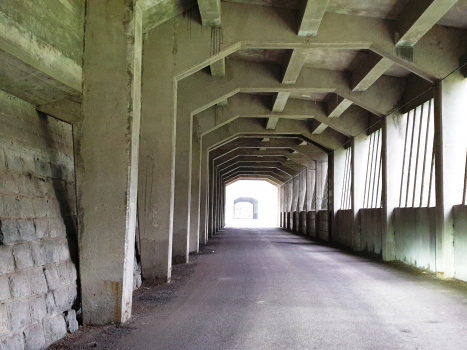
(434, 74, 467, 278)
(382, 113, 404, 261)
(76, 1, 142, 324)
(293, 175, 300, 232)
(352, 134, 371, 251)
(306, 166, 316, 237)
(298, 170, 307, 235)
(332, 147, 348, 244)
(190, 134, 202, 252)
(199, 140, 209, 243)
(287, 180, 293, 230)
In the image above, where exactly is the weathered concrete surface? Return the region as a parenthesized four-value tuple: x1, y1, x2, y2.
(394, 207, 436, 272)
(75, 1, 142, 325)
(69, 227, 467, 349)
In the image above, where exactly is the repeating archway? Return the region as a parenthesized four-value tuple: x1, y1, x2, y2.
(234, 197, 259, 219)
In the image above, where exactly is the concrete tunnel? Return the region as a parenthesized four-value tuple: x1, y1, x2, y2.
(1, 0, 467, 348)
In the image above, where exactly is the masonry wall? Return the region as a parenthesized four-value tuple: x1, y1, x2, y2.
(0, 91, 79, 349)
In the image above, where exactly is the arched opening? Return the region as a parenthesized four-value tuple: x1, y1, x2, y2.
(225, 180, 278, 227)
(234, 197, 258, 219)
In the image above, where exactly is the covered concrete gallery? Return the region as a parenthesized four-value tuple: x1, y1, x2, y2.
(1, 0, 467, 348)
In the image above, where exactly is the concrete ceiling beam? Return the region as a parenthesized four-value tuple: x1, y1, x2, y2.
(220, 162, 302, 177)
(282, 49, 309, 84)
(298, 0, 330, 36)
(312, 123, 328, 135)
(327, 96, 353, 118)
(181, 60, 404, 121)
(226, 175, 283, 186)
(272, 92, 291, 112)
(197, 0, 222, 26)
(196, 93, 368, 138)
(139, 0, 197, 32)
(266, 117, 280, 130)
(352, 51, 394, 92)
(210, 58, 226, 76)
(210, 139, 324, 163)
(222, 168, 292, 182)
(201, 116, 347, 152)
(395, 0, 458, 47)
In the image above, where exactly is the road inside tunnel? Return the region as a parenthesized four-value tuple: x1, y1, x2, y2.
(52, 228, 467, 349)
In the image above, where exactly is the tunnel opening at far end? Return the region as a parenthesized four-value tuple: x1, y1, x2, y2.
(225, 180, 278, 228)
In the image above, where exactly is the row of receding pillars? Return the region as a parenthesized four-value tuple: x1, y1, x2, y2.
(73, 0, 467, 327)
(278, 161, 329, 237)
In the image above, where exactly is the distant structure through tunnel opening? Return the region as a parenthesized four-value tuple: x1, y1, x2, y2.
(234, 197, 258, 219)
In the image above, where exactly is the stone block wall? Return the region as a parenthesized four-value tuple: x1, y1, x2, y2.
(0, 91, 78, 349)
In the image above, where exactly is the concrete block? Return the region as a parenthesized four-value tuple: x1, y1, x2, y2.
(21, 154, 35, 175)
(58, 242, 70, 262)
(1, 333, 25, 350)
(27, 270, 48, 295)
(0, 303, 8, 335)
(31, 199, 47, 219)
(65, 310, 78, 333)
(17, 176, 35, 198)
(2, 196, 19, 218)
(17, 220, 35, 242)
(0, 276, 10, 302)
(12, 244, 33, 270)
(57, 263, 71, 286)
(4, 150, 23, 173)
(0, 196, 5, 217)
(53, 287, 77, 313)
(31, 178, 46, 198)
(1, 174, 20, 195)
(66, 262, 77, 283)
(32, 219, 46, 241)
(44, 292, 56, 315)
(42, 315, 67, 345)
(48, 219, 66, 239)
(43, 266, 60, 291)
(47, 200, 61, 219)
(43, 242, 60, 265)
(0, 149, 5, 173)
(29, 244, 45, 267)
(23, 323, 45, 350)
(16, 198, 34, 219)
(0, 219, 19, 245)
(0, 246, 15, 274)
(29, 297, 47, 324)
(9, 273, 31, 299)
(9, 301, 31, 330)
(34, 159, 51, 179)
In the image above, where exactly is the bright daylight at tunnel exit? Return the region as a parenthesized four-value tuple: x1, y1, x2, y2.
(3, 0, 467, 349)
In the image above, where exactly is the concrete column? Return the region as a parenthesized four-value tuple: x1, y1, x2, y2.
(434, 74, 467, 278)
(352, 134, 371, 251)
(382, 113, 404, 261)
(293, 175, 300, 232)
(299, 170, 307, 235)
(76, 1, 142, 324)
(287, 180, 293, 230)
(172, 96, 197, 263)
(189, 134, 202, 252)
(199, 141, 209, 243)
(306, 166, 316, 237)
(332, 147, 348, 243)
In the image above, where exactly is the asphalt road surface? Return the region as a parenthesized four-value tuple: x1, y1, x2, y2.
(64, 227, 467, 349)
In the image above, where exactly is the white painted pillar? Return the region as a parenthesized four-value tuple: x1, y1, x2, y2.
(434, 74, 467, 278)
